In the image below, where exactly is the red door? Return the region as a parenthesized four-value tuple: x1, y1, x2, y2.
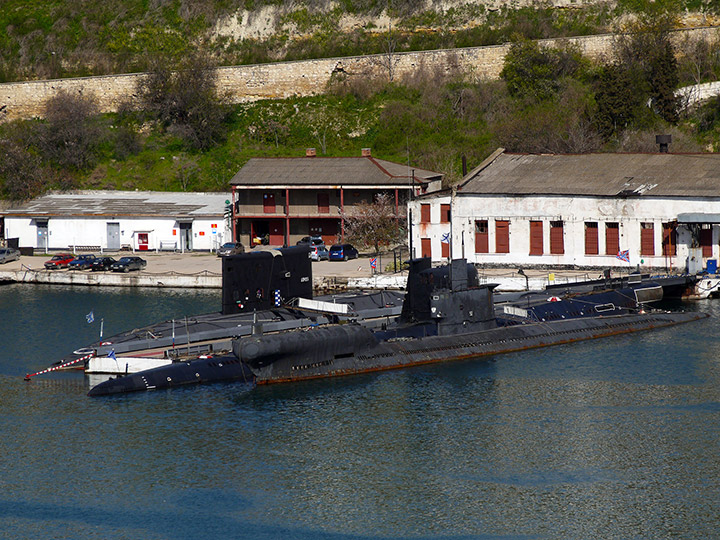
(475, 220, 488, 253)
(421, 238, 432, 258)
(263, 193, 275, 214)
(317, 193, 329, 214)
(310, 219, 337, 245)
(269, 220, 284, 246)
(700, 225, 712, 257)
(138, 233, 149, 251)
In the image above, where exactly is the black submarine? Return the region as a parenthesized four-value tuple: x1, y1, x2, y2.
(88, 255, 706, 395)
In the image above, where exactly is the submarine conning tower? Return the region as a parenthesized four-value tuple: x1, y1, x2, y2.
(400, 257, 497, 335)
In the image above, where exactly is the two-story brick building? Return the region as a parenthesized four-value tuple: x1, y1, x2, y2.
(229, 149, 442, 247)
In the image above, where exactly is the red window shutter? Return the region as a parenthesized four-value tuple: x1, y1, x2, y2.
(440, 204, 451, 223)
(585, 222, 598, 255)
(420, 204, 431, 223)
(550, 221, 564, 255)
(421, 238, 432, 258)
(495, 220, 509, 253)
(475, 220, 488, 253)
(529, 221, 543, 255)
(640, 223, 654, 256)
(606, 223, 619, 255)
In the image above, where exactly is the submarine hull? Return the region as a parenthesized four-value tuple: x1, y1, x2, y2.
(87, 354, 254, 396)
(236, 311, 707, 384)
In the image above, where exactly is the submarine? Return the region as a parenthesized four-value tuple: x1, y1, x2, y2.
(88, 256, 707, 395)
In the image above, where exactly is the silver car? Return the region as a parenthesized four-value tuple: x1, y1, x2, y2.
(0, 247, 20, 264)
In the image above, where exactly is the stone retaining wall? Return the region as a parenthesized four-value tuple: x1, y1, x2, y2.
(2, 27, 718, 122)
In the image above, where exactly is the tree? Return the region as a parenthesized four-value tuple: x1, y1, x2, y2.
(0, 139, 46, 200)
(342, 193, 406, 254)
(38, 89, 103, 171)
(648, 41, 680, 123)
(594, 63, 646, 139)
(137, 52, 229, 151)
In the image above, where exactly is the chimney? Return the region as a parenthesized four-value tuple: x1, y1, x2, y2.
(306, 148, 316, 157)
(361, 148, 372, 157)
(656, 135, 671, 153)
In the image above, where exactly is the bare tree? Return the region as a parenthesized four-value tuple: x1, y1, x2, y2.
(342, 193, 406, 254)
(38, 89, 102, 171)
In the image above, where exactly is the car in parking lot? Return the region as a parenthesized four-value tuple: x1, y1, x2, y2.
(110, 256, 147, 273)
(310, 245, 329, 261)
(0, 247, 20, 264)
(90, 257, 117, 271)
(68, 254, 97, 270)
(296, 235, 324, 247)
(328, 244, 359, 261)
(44, 253, 75, 269)
(217, 242, 245, 257)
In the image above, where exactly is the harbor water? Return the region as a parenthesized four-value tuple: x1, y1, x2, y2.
(1, 284, 719, 539)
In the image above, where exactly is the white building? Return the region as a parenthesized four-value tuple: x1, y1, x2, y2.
(1, 191, 231, 252)
(410, 149, 720, 273)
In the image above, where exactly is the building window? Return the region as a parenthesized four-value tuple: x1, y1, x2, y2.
(529, 221, 543, 255)
(317, 193, 330, 214)
(421, 238, 432, 258)
(550, 221, 564, 255)
(585, 222, 599, 255)
(420, 204, 431, 223)
(640, 222, 654, 256)
(700, 224, 713, 257)
(662, 223, 677, 256)
(440, 204, 451, 223)
(496, 220, 510, 253)
(475, 220, 489, 253)
(263, 193, 275, 214)
(606, 223, 620, 256)
(441, 238, 450, 258)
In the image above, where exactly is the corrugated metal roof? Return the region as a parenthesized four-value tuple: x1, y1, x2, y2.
(230, 156, 442, 187)
(1, 191, 228, 218)
(458, 152, 720, 198)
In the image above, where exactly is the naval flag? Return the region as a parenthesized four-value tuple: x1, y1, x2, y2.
(370, 257, 377, 269)
(441, 232, 450, 244)
(108, 350, 117, 360)
(616, 250, 630, 263)
(86, 310, 94, 324)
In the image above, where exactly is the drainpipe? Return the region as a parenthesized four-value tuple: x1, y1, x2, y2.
(340, 187, 345, 241)
(285, 188, 290, 247)
(231, 186, 237, 242)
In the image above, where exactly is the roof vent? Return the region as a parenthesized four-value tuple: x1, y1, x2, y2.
(306, 148, 316, 157)
(361, 148, 371, 157)
(656, 134, 671, 153)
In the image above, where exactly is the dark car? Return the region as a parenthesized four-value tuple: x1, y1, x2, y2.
(0, 247, 20, 264)
(68, 254, 97, 270)
(90, 256, 117, 271)
(217, 242, 245, 257)
(328, 244, 359, 261)
(44, 253, 75, 269)
(296, 235, 324, 247)
(111, 256, 147, 273)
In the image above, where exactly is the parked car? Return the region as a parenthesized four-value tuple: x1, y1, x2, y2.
(217, 242, 245, 257)
(111, 256, 147, 273)
(310, 245, 329, 261)
(0, 247, 20, 264)
(296, 235, 324, 247)
(68, 254, 97, 270)
(44, 253, 75, 269)
(90, 257, 117, 271)
(328, 244, 359, 261)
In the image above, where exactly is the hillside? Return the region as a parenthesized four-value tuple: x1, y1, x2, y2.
(0, 0, 634, 82)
